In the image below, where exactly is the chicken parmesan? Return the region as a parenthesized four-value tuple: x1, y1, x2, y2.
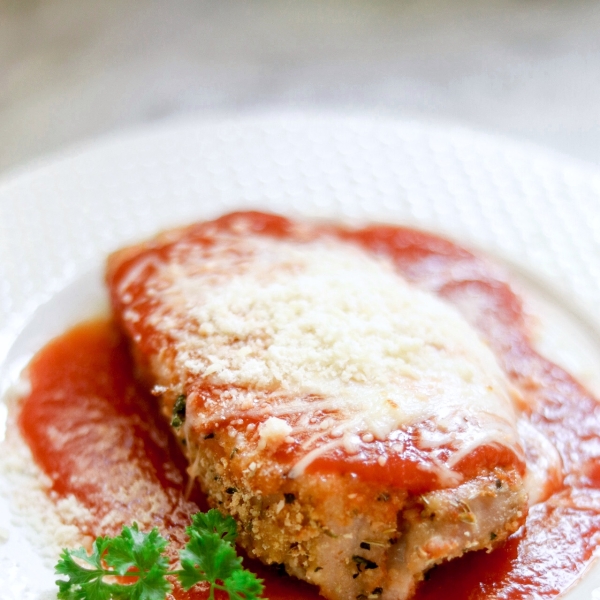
(105, 211, 558, 600)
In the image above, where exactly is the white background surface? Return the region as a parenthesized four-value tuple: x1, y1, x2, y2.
(1, 0, 600, 174)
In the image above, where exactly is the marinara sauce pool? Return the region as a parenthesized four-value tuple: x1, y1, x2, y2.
(17, 213, 600, 600)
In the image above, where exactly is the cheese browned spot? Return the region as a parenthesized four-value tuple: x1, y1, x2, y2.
(107, 213, 537, 600)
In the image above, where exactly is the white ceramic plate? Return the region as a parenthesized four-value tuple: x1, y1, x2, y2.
(2, 112, 600, 599)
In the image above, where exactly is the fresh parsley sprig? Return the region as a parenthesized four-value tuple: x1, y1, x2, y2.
(55, 509, 266, 600)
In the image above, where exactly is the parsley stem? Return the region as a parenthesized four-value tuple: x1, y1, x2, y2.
(56, 509, 265, 600)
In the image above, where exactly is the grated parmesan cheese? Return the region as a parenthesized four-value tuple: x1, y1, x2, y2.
(0, 379, 91, 562)
(125, 233, 523, 478)
(258, 417, 293, 451)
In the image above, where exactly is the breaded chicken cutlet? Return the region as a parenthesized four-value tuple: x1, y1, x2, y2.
(106, 211, 533, 600)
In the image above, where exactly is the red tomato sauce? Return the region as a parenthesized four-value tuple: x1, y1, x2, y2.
(18, 211, 600, 599)
(107, 212, 524, 492)
(18, 320, 319, 600)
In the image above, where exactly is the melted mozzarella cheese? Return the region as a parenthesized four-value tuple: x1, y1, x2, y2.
(143, 233, 522, 478)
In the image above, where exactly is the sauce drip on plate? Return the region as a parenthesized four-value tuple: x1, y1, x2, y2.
(18, 214, 600, 599)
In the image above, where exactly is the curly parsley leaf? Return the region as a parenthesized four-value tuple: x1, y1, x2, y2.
(178, 510, 264, 599)
(55, 526, 171, 600)
(226, 569, 266, 600)
(55, 510, 265, 600)
(104, 524, 169, 575)
(179, 530, 242, 588)
(56, 537, 119, 600)
(104, 525, 171, 600)
(190, 508, 238, 544)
